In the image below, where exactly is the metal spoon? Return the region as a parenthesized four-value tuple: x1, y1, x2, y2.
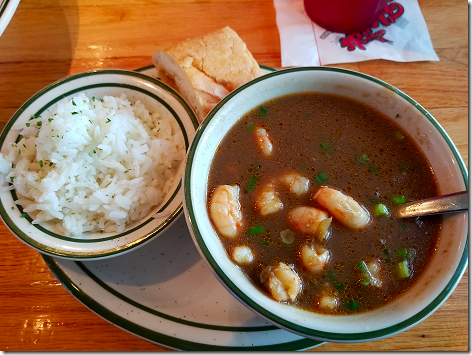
(395, 190, 469, 218)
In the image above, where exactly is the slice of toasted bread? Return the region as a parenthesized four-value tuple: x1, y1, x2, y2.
(153, 26, 262, 122)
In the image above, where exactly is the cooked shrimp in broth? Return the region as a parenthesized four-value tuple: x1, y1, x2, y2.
(280, 172, 310, 196)
(317, 283, 339, 311)
(207, 92, 441, 315)
(254, 125, 273, 157)
(260, 262, 301, 302)
(232, 245, 254, 265)
(288, 206, 329, 235)
(313, 186, 370, 230)
(255, 182, 283, 216)
(209, 185, 242, 238)
(300, 244, 330, 274)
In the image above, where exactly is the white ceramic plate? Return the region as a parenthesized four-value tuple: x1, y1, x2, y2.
(42, 213, 323, 350)
(0, 69, 198, 259)
(0, 0, 20, 36)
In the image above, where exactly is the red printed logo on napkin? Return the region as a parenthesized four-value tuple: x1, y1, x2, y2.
(339, 1, 405, 51)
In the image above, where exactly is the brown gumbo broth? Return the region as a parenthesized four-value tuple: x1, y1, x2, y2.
(207, 92, 441, 315)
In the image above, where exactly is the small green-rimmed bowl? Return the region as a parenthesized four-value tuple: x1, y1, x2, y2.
(183, 67, 468, 342)
(0, 69, 198, 260)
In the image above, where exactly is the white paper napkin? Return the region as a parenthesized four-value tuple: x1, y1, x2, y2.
(274, 0, 439, 67)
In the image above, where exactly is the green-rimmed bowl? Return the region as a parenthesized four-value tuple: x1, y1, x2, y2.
(183, 67, 468, 342)
(0, 69, 198, 260)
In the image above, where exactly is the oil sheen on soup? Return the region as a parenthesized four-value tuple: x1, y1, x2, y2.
(207, 92, 441, 315)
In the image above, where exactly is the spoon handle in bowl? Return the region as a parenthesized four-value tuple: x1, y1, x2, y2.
(395, 191, 469, 218)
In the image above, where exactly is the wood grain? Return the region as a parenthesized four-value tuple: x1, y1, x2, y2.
(0, 0, 468, 351)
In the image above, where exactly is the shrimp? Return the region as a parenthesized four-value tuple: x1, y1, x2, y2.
(232, 245, 254, 265)
(288, 206, 329, 235)
(280, 172, 310, 196)
(300, 244, 330, 274)
(255, 182, 283, 216)
(254, 125, 273, 157)
(317, 283, 339, 311)
(209, 185, 242, 238)
(260, 262, 301, 302)
(313, 186, 370, 229)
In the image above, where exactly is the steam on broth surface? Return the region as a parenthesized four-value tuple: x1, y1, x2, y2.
(207, 92, 441, 315)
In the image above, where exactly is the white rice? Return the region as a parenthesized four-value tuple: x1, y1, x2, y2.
(0, 93, 185, 237)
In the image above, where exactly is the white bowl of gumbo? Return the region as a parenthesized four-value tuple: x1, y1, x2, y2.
(183, 67, 468, 343)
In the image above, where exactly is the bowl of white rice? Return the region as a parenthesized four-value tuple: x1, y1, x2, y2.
(0, 69, 198, 259)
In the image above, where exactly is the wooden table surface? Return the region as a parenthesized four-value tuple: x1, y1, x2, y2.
(0, 0, 468, 351)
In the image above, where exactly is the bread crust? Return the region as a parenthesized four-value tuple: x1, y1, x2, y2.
(153, 26, 262, 122)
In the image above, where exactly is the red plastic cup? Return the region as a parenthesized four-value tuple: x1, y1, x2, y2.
(304, 0, 389, 34)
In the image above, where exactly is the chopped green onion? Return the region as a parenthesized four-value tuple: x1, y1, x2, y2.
(106, 118, 111, 123)
(398, 247, 416, 260)
(399, 162, 409, 171)
(327, 270, 345, 290)
(71, 112, 78, 115)
(383, 248, 392, 263)
(39, 160, 43, 168)
(315, 172, 328, 185)
(357, 260, 371, 286)
(37, 121, 43, 126)
(72, 99, 77, 106)
(396, 260, 410, 279)
(356, 153, 369, 164)
(373, 203, 389, 218)
(48, 118, 54, 122)
(357, 260, 368, 271)
(248, 226, 264, 235)
(397, 247, 408, 257)
(394, 130, 405, 140)
(345, 299, 358, 311)
(20, 213, 27, 218)
(369, 165, 379, 174)
(247, 124, 255, 131)
(262, 241, 270, 246)
(247, 174, 258, 192)
(280, 229, 295, 244)
(392, 195, 407, 204)
(259, 106, 267, 117)
(320, 141, 334, 156)
(10, 177, 14, 183)
(25, 122, 30, 127)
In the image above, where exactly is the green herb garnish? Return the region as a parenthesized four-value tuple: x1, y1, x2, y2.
(248, 226, 264, 234)
(356, 153, 369, 164)
(259, 106, 267, 117)
(315, 172, 328, 185)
